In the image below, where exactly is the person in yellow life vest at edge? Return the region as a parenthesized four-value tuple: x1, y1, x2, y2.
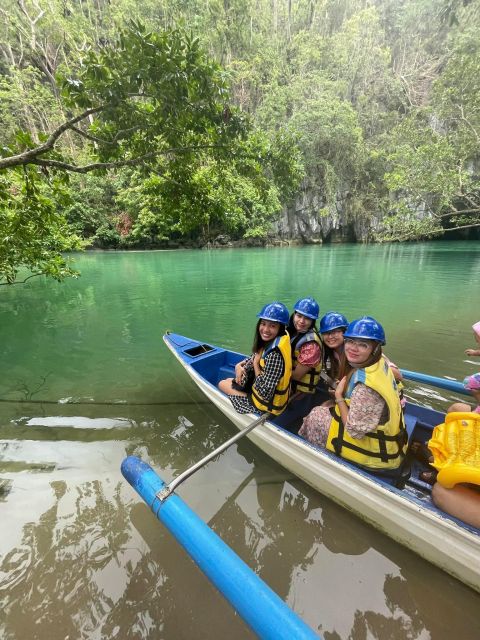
(218, 302, 292, 416)
(299, 316, 407, 470)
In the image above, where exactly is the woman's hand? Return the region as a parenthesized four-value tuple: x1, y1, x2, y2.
(327, 378, 339, 397)
(465, 348, 480, 356)
(235, 362, 245, 385)
(253, 352, 262, 376)
(335, 376, 347, 402)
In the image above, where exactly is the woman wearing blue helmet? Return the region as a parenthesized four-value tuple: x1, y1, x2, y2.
(288, 297, 322, 397)
(299, 316, 407, 471)
(218, 302, 292, 415)
(319, 311, 348, 384)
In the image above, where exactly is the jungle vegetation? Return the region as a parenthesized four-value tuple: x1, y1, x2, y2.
(0, 0, 479, 283)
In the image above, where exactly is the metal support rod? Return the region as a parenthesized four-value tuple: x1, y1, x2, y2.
(156, 412, 269, 501)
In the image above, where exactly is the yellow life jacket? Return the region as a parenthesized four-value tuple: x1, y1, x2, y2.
(384, 356, 405, 407)
(428, 412, 480, 488)
(251, 333, 292, 415)
(291, 330, 322, 394)
(326, 356, 407, 469)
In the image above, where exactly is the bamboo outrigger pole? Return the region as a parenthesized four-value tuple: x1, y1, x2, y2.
(400, 369, 469, 395)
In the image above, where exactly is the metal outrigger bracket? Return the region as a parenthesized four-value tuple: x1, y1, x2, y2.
(153, 412, 269, 505)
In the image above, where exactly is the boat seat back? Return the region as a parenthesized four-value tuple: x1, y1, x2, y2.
(404, 413, 417, 442)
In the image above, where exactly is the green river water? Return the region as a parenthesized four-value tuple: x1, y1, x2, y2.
(0, 242, 479, 639)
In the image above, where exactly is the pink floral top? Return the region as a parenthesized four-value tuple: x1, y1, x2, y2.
(346, 383, 388, 437)
(297, 342, 321, 367)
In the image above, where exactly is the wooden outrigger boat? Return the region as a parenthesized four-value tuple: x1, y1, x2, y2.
(163, 332, 480, 593)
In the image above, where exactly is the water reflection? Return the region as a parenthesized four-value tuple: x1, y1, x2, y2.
(116, 504, 256, 639)
(0, 408, 479, 639)
(0, 478, 132, 639)
(195, 449, 480, 640)
(0, 477, 12, 501)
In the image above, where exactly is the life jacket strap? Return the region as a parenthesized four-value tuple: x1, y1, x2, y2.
(329, 407, 406, 462)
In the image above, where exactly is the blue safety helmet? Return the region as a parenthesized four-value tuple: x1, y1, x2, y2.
(320, 312, 349, 334)
(257, 302, 290, 326)
(344, 316, 386, 345)
(293, 297, 319, 320)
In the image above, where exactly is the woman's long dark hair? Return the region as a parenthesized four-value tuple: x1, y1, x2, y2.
(252, 319, 287, 353)
(322, 343, 343, 378)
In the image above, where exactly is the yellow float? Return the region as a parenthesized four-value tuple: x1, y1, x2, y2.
(428, 412, 480, 488)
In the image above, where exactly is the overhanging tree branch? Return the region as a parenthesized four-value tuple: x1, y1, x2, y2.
(70, 124, 147, 145)
(388, 221, 480, 242)
(0, 272, 45, 286)
(437, 207, 480, 219)
(70, 126, 117, 145)
(30, 154, 158, 172)
(0, 106, 105, 170)
(25, 144, 232, 173)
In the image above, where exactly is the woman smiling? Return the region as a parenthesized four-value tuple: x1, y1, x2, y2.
(218, 302, 292, 416)
(319, 311, 349, 387)
(288, 297, 322, 397)
(299, 316, 407, 471)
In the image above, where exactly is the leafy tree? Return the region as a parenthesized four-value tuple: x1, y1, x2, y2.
(115, 129, 303, 243)
(63, 172, 121, 243)
(0, 167, 84, 284)
(376, 14, 480, 242)
(0, 22, 302, 282)
(2, 0, 479, 255)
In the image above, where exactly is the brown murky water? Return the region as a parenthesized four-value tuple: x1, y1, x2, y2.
(1, 245, 480, 638)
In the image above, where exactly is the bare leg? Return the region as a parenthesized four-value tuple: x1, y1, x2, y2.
(218, 378, 248, 397)
(432, 483, 480, 528)
(447, 402, 472, 413)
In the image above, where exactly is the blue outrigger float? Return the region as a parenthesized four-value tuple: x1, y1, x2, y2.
(158, 332, 480, 593)
(122, 454, 320, 639)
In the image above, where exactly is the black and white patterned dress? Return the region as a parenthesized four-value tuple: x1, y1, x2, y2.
(228, 350, 285, 414)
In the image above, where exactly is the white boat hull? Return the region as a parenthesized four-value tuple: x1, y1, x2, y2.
(165, 335, 480, 592)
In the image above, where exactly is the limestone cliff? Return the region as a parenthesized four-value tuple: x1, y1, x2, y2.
(272, 187, 378, 244)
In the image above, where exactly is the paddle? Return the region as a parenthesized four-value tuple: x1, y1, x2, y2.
(157, 412, 270, 501)
(399, 369, 470, 396)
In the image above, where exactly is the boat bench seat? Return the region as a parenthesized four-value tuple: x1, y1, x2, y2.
(216, 365, 235, 385)
(404, 413, 417, 443)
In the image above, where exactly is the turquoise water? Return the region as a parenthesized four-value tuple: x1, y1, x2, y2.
(2, 242, 479, 403)
(0, 242, 479, 638)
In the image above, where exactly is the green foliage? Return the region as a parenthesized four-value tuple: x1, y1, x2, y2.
(375, 14, 480, 243)
(1, 0, 480, 268)
(115, 129, 303, 242)
(58, 23, 240, 160)
(0, 167, 83, 284)
(433, 22, 480, 157)
(1, 22, 303, 280)
(0, 67, 60, 144)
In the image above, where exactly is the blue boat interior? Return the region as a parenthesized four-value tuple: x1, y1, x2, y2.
(165, 333, 480, 536)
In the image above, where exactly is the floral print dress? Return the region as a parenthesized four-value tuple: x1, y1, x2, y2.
(299, 383, 388, 448)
